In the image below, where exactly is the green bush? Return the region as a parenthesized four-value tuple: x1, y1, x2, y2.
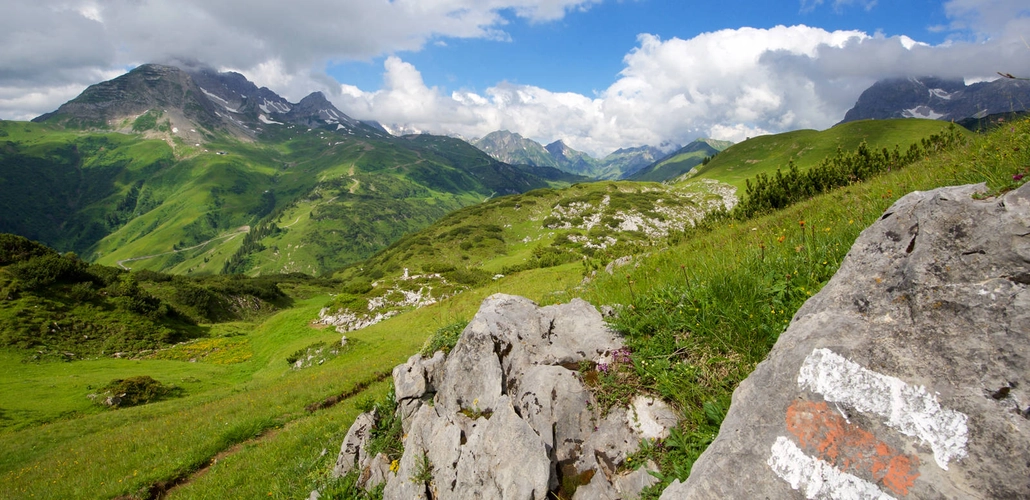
(95, 375, 182, 408)
(7, 253, 90, 290)
(0, 234, 54, 266)
(442, 268, 491, 286)
(734, 125, 963, 219)
(420, 320, 468, 357)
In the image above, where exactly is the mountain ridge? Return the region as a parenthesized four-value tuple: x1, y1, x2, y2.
(472, 130, 672, 179)
(4, 65, 575, 276)
(839, 76, 1030, 125)
(627, 138, 733, 182)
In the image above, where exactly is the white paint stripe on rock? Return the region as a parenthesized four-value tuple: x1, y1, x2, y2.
(797, 348, 968, 469)
(768, 436, 897, 500)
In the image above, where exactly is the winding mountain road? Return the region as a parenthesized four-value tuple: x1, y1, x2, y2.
(116, 226, 250, 270)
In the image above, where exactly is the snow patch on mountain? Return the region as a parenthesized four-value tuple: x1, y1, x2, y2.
(259, 100, 291, 114)
(258, 114, 282, 125)
(902, 106, 944, 119)
(200, 87, 240, 113)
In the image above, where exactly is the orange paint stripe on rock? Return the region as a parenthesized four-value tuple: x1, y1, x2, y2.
(786, 400, 920, 496)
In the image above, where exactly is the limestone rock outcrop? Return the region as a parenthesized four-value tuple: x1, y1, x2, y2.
(334, 294, 676, 499)
(662, 182, 1030, 499)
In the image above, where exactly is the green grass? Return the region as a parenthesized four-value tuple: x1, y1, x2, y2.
(0, 259, 582, 498)
(1, 120, 568, 277)
(1, 117, 1025, 499)
(685, 119, 967, 190)
(581, 118, 1029, 494)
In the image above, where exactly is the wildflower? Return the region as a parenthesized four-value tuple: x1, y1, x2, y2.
(390, 459, 400, 473)
(777, 235, 786, 243)
(798, 220, 805, 228)
(1015, 173, 1025, 181)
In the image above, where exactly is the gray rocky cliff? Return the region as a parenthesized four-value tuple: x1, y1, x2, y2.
(662, 182, 1030, 499)
(333, 294, 677, 499)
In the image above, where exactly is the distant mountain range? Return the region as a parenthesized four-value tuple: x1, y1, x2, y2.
(626, 138, 733, 182)
(4, 64, 582, 276)
(471, 130, 719, 181)
(839, 76, 1030, 125)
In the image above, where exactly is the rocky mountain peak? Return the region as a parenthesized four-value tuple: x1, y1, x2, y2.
(544, 139, 570, 156)
(840, 76, 1030, 124)
(286, 91, 360, 129)
(33, 62, 383, 140)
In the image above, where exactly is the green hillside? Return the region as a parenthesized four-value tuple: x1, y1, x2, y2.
(0, 233, 336, 363)
(0, 114, 1025, 499)
(628, 138, 733, 182)
(0, 120, 571, 276)
(683, 119, 967, 189)
(320, 178, 735, 330)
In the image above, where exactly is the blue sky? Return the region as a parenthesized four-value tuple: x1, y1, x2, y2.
(1, 0, 1028, 156)
(329, 0, 954, 98)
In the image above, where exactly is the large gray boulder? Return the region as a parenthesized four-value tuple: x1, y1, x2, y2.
(337, 294, 676, 499)
(662, 183, 1030, 499)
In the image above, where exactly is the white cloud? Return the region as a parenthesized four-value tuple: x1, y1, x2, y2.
(2, 0, 1030, 159)
(332, 26, 871, 155)
(0, 0, 601, 119)
(329, 19, 1030, 157)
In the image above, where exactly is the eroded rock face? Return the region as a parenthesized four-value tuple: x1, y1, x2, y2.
(662, 183, 1030, 499)
(336, 294, 676, 499)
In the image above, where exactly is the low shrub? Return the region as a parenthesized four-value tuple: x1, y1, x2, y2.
(420, 320, 468, 357)
(92, 375, 182, 408)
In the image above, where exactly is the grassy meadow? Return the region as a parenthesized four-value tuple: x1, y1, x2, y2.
(0, 117, 1027, 498)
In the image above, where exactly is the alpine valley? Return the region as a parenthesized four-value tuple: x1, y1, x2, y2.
(2, 64, 585, 277)
(1, 62, 1029, 500)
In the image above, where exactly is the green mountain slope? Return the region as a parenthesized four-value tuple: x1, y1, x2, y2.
(682, 119, 967, 189)
(317, 178, 736, 331)
(0, 233, 329, 361)
(0, 64, 575, 276)
(628, 138, 733, 182)
(0, 120, 570, 277)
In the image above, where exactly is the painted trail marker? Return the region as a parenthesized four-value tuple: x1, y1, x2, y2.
(768, 436, 898, 500)
(786, 400, 920, 496)
(797, 348, 968, 470)
(769, 348, 970, 498)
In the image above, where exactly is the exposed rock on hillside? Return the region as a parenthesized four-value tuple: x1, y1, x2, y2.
(333, 294, 677, 499)
(840, 76, 1030, 124)
(662, 182, 1030, 499)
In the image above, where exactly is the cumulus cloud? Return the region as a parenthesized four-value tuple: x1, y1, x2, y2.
(331, 26, 872, 155)
(330, 14, 1030, 157)
(943, 0, 1030, 39)
(3, 0, 1030, 158)
(0, 0, 600, 119)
